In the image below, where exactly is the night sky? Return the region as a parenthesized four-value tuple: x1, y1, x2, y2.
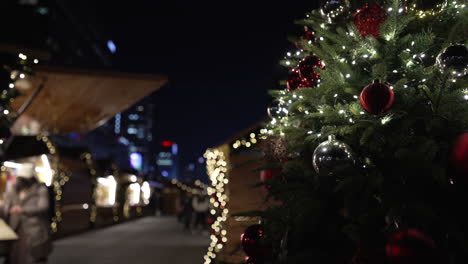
(92, 1, 320, 164)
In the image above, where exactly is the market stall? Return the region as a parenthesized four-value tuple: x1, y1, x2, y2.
(203, 125, 274, 264)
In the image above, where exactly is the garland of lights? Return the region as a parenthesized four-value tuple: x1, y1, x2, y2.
(203, 148, 229, 264)
(82, 152, 98, 224)
(231, 131, 267, 150)
(36, 135, 64, 233)
(170, 178, 207, 195)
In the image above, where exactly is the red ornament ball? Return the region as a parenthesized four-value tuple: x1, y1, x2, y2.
(450, 133, 468, 175)
(287, 68, 302, 91)
(297, 56, 325, 88)
(245, 257, 264, 264)
(360, 80, 394, 115)
(353, 3, 387, 38)
(386, 229, 441, 264)
(241, 224, 270, 258)
(295, 26, 316, 49)
(260, 169, 281, 190)
(298, 56, 325, 79)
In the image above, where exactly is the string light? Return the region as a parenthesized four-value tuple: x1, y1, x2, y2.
(203, 149, 229, 264)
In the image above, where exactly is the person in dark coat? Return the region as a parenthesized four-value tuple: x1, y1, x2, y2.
(0, 164, 52, 264)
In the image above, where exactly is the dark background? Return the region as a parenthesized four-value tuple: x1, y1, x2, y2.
(96, 1, 320, 164)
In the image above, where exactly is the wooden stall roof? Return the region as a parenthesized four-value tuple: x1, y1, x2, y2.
(10, 66, 167, 135)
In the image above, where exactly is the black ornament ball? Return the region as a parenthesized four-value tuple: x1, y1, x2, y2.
(386, 229, 441, 264)
(436, 44, 468, 76)
(360, 80, 394, 115)
(241, 224, 270, 258)
(312, 135, 355, 176)
(267, 100, 287, 120)
(320, 0, 350, 23)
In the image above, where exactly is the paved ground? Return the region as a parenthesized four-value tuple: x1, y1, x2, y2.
(49, 216, 209, 264)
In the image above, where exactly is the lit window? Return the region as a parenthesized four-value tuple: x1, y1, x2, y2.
(129, 114, 139, 120)
(127, 128, 138, 134)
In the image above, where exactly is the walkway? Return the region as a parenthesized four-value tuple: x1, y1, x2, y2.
(49, 216, 209, 264)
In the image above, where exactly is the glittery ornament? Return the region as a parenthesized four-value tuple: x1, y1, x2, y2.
(353, 3, 387, 38)
(320, 0, 350, 23)
(241, 224, 270, 258)
(297, 56, 325, 88)
(386, 229, 441, 264)
(287, 68, 302, 91)
(436, 45, 468, 76)
(267, 100, 287, 120)
(295, 26, 316, 49)
(360, 80, 394, 115)
(262, 136, 288, 162)
(312, 135, 355, 176)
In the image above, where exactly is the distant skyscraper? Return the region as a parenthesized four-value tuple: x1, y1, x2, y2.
(110, 96, 155, 173)
(156, 140, 179, 180)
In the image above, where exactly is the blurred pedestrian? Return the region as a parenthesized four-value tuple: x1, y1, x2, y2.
(192, 194, 209, 230)
(182, 193, 193, 231)
(0, 164, 52, 264)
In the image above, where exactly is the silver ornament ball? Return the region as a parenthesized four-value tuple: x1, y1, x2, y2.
(312, 135, 355, 176)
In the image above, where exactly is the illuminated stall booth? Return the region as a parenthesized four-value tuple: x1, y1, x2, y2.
(203, 125, 275, 264)
(118, 171, 153, 221)
(0, 136, 95, 237)
(93, 159, 120, 227)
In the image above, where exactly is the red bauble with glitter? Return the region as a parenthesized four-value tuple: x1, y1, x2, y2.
(241, 224, 270, 258)
(450, 133, 468, 175)
(298, 56, 325, 79)
(295, 26, 316, 49)
(260, 169, 281, 190)
(287, 68, 302, 91)
(297, 56, 325, 88)
(353, 3, 387, 38)
(360, 80, 394, 115)
(386, 229, 441, 264)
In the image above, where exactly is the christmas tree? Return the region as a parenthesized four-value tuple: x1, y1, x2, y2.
(241, 0, 468, 263)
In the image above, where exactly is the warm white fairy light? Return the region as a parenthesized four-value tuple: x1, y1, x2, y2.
(286, 61, 291, 65)
(204, 149, 229, 264)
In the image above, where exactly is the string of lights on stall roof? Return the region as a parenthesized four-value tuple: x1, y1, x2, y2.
(232, 131, 267, 150)
(203, 148, 229, 264)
